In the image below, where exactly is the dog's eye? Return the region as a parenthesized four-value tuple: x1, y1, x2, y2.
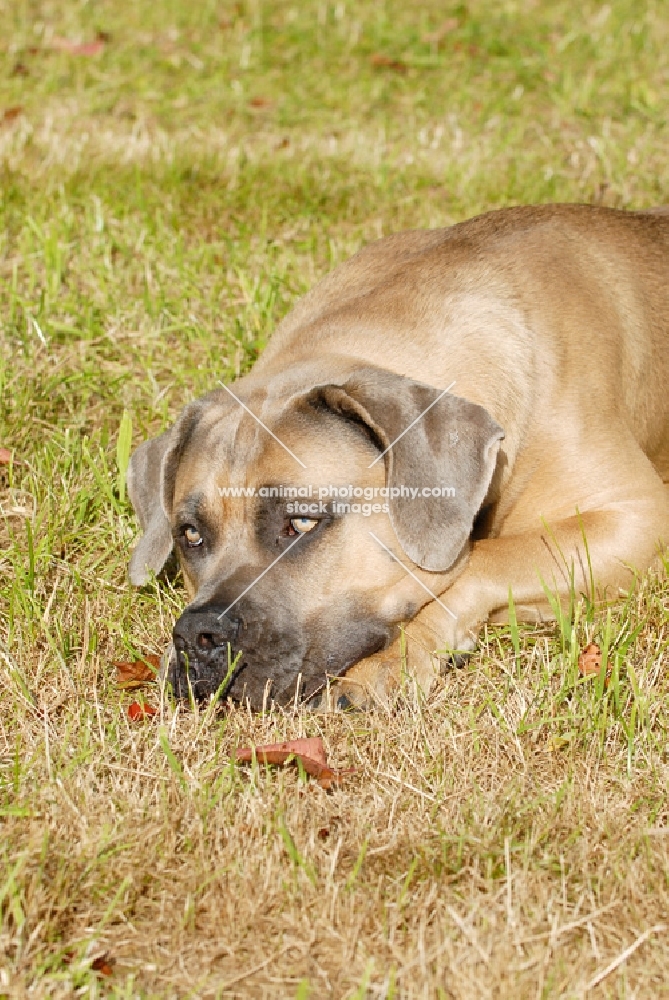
(183, 525, 203, 547)
(290, 518, 318, 534)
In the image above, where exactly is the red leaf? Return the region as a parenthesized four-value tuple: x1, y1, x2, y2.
(114, 654, 160, 689)
(235, 737, 355, 787)
(127, 701, 157, 721)
(91, 955, 114, 976)
(50, 37, 106, 56)
(0, 447, 13, 464)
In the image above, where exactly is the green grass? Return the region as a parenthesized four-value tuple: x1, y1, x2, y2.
(1, 0, 669, 996)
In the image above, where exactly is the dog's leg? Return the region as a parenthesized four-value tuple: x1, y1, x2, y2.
(325, 597, 466, 709)
(324, 626, 441, 710)
(438, 494, 669, 653)
(334, 469, 669, 708)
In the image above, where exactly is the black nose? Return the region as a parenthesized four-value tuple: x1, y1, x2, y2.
(171, 606, 241, 701)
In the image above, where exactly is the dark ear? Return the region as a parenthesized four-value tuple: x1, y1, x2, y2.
(312, 369, 504, 571)
(126, 428, 176, 586)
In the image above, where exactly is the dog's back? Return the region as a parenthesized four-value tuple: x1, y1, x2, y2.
(258, 204, 669, 472)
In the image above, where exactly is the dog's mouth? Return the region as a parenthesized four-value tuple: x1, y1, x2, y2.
(162, 626, 389, 712)
(165, 640, 247, 704)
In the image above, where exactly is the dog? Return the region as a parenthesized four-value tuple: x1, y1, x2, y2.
(127, 204, 669, 710)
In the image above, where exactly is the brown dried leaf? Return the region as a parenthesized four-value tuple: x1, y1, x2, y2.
(236, 737, 327, 772)
(317, 766, 356, 790)
(370, 53, 408, 74)
(114, 654, 160, 689)
(249, 96, 272, 109)
(1, 107, 23, 125)
(235, 737, 355, 787)
(578, 642, 606, 677)
(0, 447, 13, 464)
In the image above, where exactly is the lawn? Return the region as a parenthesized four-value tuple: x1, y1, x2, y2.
(1, 0, 669, 996)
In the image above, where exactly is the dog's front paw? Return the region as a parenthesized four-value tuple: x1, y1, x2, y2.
(436, 649, 472, 673)
(307, 685, 375, 713)
(320, 652, 401, 711)
(404, 610, 476, 668)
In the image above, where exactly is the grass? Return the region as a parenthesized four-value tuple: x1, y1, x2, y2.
(1, 0, 669, 995)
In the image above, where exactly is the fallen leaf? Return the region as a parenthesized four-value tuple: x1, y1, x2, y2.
(370, 53, 408, 74)
(317, 766, 354, 791)
(91, 955, 114, 977)
(0, 447, 13, 464)
(50, 36, 106, 56)
(578, 642, 610, 682)
(249, 96, 272, 108)
(235, 737, 355, 789)
(452, 41, 481, 57)
(127, 700, 157, 721)
(236, 736, 326, 770)
(422, 17, 460, 45)
(10, 62, 29, 76)
(114, 653, 160, 689)
(1, 107, 23, 125)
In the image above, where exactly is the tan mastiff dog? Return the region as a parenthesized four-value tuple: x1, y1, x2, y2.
(127, 204, 669, 710)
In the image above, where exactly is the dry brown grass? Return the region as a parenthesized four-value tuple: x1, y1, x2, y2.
(2, 0, 669, 996)
(2, 577, 669, 997)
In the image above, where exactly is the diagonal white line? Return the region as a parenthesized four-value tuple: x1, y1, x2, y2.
(217, 380, 307, 469)
(368, 380, 456, 468)
(217, 532, 306, 621)
(368, 531, 457, 620)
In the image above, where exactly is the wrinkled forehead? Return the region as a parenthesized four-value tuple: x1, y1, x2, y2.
(172, 392, 266, 501)
(171, 386, 381, 508)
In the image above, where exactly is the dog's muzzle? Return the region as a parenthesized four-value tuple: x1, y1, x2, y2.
(169, 601, 392, 710)
(171, 606, 242, 701)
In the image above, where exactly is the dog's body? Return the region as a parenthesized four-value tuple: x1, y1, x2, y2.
(128, 204, 669, 709)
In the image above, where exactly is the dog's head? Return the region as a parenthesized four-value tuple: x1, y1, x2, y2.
(127, 364, 503, 709)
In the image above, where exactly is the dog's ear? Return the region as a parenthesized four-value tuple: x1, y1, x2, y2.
(127, 401, 208, 585)
(126, 428, 177, 586)
(310, 369, 504, 571)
